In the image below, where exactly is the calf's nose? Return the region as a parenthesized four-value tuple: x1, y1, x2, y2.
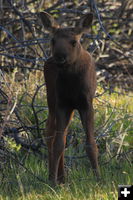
(54, 53, 67, 64)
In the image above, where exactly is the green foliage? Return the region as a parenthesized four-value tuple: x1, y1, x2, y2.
(4, 137, 21, 152)
(0, 158, 132, 200)
(1, 82, 132, 200)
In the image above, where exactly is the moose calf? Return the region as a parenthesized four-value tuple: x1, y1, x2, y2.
(39, 11, 100, 185)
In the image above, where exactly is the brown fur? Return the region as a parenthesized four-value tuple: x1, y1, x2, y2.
(39, 12, 100, 185)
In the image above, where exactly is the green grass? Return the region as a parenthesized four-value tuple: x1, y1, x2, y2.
(1, 73, 133, 200)
(0, 156, 132, 200)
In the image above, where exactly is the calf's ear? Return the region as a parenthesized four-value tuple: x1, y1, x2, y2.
(75, 13, 93, 34)
(38, 11, 60, 32)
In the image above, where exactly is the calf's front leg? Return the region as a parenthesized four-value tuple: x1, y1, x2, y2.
(79, 103, 100, 178)
(49, 107, 73, 185)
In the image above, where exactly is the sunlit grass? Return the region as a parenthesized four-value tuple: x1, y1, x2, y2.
(0, 157, 132, 200)
(1, 72, 132, 200)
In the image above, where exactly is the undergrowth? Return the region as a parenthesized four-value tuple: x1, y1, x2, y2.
(0, 71, 132, 200)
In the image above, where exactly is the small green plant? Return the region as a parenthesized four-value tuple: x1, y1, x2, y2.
(4, 137, 21, 152)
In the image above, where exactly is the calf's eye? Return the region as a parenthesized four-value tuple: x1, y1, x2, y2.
(70, 40, 77, 47)
(51, 38, 55, 45)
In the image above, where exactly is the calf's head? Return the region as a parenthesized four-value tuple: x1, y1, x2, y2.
(39, 12, 93, 65)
